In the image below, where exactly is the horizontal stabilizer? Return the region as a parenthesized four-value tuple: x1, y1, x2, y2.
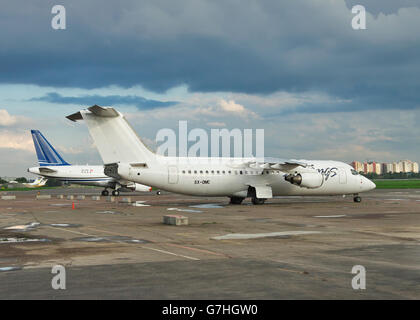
(67, 105, 119, 122)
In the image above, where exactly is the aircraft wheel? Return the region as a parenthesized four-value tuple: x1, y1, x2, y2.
(156, 191, 161, 195)
(112, 190, 120, 196)
(252, 197, 266, 205)
(229, 197, 244, 205)
(102, 190, 109, 196)
(353, 196, 362, 203)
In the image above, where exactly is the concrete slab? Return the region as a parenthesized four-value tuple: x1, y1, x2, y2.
(36, 195, 51, 200)
(163, 214, 189, 226)
(1, 195, 16, 200)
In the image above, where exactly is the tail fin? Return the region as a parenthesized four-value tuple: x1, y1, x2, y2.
(30, 130, 70, 166)
(67, 105, 156, 165)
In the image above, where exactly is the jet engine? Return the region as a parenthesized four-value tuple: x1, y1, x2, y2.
(121, 182, 152, 192)
(284, 172, 324, 189)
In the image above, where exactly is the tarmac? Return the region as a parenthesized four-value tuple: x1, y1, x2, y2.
(1, 187, 420, 299)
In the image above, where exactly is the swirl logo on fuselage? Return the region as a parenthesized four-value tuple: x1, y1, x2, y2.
(317, 167, 338, 181)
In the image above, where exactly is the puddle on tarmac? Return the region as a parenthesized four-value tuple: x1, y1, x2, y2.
(49, 223, 81, 228)
(0, 237, 50, 244)
(132, 201, 151, 207)
(212, 230, 322, 240)
(0, 266, 22, 272)
(72, 236, 150, 243)
(96, 211, 131, 216)
(167, 208, 203, 213)
(4, 222, 40, 231)
(190, 203, 224, 209)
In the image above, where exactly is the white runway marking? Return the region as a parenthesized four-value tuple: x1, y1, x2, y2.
(167, 208, 202, 213)
(212, 231, 322, 240)
(142, 246, 200, 261)
(314, 215, 346, 218)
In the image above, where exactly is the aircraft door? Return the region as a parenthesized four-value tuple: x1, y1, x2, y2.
(339, 167, 347, 184)
(168, 166, 179, 184)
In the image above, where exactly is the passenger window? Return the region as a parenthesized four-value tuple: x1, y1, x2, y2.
(188, 170, 191, 174)
(228, 171, 231, 174)
(206, 170, 209, 174)
(217, 170, 220, 174)
(211, 170, 214, 174)
(200, 170, 203, 174)
(240, 171, 243, 175)
(222, 171, 225, 174)
(182, 170, 185, 174)
(194, 170, 197, 174)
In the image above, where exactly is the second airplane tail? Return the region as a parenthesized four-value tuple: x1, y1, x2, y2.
(67, 105, 156, 165)
(31, 130, 70, 167)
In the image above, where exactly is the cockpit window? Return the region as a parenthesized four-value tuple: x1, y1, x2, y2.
(351, 169, 359, 175)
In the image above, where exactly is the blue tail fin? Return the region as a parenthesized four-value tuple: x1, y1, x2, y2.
(31, 130, 70, 166)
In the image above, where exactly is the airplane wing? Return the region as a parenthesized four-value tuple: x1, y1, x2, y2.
(227, 158, 308, 172)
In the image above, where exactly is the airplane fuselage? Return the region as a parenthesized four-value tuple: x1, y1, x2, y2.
(115, 157, 375, 197)
(28, 165, 114, 187)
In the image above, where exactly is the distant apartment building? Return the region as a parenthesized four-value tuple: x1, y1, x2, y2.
(382, 163, 392, 174)
(351, 161, 364, 173)
(351, 160, 419, 174)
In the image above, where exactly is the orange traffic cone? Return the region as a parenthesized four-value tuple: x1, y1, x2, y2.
(72, 202, 75, 210)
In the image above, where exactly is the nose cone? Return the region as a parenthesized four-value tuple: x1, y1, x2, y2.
(362, 177, 376, 191)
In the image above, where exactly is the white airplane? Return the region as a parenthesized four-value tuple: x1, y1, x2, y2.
(67, 105, 376, 204)
(24, 177, 48, 188)
(27, 130, 152, 196)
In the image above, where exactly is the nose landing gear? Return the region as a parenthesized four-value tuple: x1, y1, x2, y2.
(353, 195, 362, 203)
(101, 189, 109, 196)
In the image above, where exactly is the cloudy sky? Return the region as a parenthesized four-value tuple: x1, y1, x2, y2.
(1, 0, 420, 177)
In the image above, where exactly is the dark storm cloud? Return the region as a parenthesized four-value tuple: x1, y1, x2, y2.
(30, 93, 178, 110)
(1, 0, 420, 112)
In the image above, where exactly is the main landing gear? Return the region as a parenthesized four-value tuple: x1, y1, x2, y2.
(251, 197, 266, 205)
(101, 189, 120, 196)
(229, 196, 244, 205)
(229, 196, 266, 205)
(353, 194, 362, 203)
